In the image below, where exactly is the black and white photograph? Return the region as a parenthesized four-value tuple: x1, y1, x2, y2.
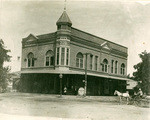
(0, 0, 150, 120)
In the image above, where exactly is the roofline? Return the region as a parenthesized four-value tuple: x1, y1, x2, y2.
(36, 32, 56, 37)
(71, 27, 128, 49)
(22, 32, 56, 40)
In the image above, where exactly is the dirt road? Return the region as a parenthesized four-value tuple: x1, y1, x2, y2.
(0, 93, 149, 120)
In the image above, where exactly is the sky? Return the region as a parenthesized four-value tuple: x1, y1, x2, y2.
(0, 0, 150, 76)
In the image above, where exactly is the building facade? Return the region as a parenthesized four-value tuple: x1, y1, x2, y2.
(20, 11, 129, 96)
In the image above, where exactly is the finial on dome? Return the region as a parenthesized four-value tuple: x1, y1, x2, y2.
(64, 0, 66, 11)
(56, 0, 72, 26)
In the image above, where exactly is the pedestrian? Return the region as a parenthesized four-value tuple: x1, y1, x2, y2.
(64, 86, 67, 95)
(74, 86, 77, 95)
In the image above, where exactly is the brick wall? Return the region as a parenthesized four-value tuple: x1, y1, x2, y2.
(21, 43, 54, 68)
(70, 43, 127, 76)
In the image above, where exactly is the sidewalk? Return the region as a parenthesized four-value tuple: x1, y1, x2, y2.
(0, 92, 118, 102)
(60, 95, 118, 102)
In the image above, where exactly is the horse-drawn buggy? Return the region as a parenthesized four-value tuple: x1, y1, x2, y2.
(129, 94, 150, 107)
(114, 90, 150, 107)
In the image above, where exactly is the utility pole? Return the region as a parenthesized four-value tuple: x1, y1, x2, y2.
(84, 53, 90, 96)
(59, 73, 63, 97)
(84, 53, 88, 96)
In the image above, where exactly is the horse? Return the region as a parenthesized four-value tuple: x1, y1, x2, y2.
(114, 90, 130, 105)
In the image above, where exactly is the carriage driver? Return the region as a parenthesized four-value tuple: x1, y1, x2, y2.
(133, 88, 143, 97)
(133, 88, 143, 99)
(137, 88, 143, 97)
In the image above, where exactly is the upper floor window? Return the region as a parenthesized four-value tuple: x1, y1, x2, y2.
(102, 59, 108, 73)
(121, 63, 125, 75)
(90, 55, 93, 70)
(61, 48, 65, 65)
(95, 56, 98, 71)
(57, 25, 61, 30)
(56, 48, 60, 65)
(66, 48, 69, 65)
(60, 36, 67, 40)
(76, 52, 83, 68)
(115, 61, 118, 74)
(111, 60, 114, 73)
(56, 47, 70, 66)
(27, 52, 34, 67)
(45, 50, 54, 66)
(61, 25, 69, 30)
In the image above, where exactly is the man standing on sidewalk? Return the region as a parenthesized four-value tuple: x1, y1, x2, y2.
(64, 86, 67, 95)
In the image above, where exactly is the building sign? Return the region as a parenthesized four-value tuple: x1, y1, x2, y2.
(78, 87, 85, 96)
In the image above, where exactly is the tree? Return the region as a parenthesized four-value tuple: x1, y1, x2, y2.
(0, 39, 11, 92)
(133, 51, 150, 95)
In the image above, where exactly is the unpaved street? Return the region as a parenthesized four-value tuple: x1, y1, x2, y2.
(0, 93, 149, 120)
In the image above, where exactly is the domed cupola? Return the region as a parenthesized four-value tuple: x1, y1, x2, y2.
(55, 10, 71, 70)
(56, 11, 72, 26)
(56, 11, 72, 33)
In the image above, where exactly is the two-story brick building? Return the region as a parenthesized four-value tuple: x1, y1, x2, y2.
(20, 10, 129, 96)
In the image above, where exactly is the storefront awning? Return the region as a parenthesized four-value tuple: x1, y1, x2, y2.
(21, 69, 132, 81)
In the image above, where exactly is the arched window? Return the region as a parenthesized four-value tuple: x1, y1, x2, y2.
(90, 54, 93, 70)
(111, 60, 114, 73)
(115, 61, 118, 74)
(45, 50, 54, 66)
(121, 63, 125, 75)
(95, 56, 98, 71)
(76, 52, 83, 68)
(102, 59, 108, 72)
(27, 52, 34, 67)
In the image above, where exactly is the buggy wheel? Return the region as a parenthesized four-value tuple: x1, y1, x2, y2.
(134, 100, 141, 107)
(129, 99, 134, 105)
(141, 99, 150, 108)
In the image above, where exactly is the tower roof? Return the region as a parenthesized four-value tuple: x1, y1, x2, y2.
(56, 11, 72, 26)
